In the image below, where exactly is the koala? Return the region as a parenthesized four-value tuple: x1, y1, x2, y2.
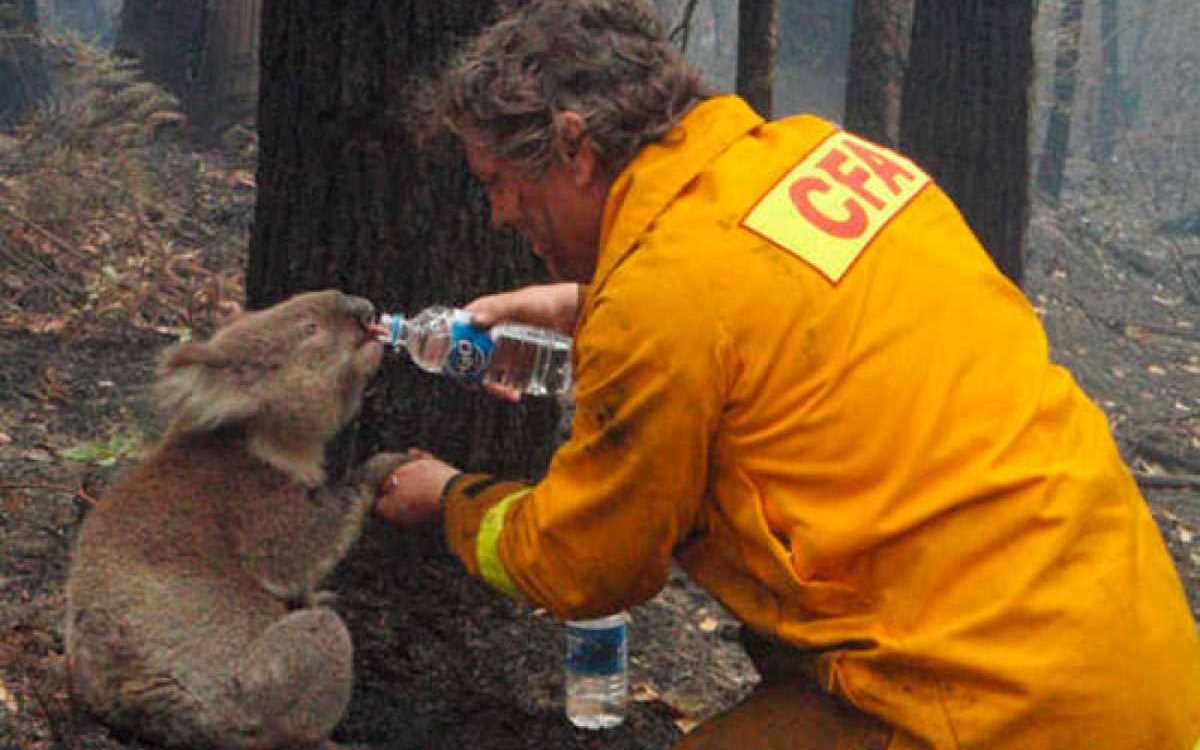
(65, 289, 407, 750)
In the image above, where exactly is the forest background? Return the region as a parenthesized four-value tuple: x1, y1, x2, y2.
(1, 1, 1198, 748)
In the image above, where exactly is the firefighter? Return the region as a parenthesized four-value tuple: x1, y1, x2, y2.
(376, 1, 1200, 747)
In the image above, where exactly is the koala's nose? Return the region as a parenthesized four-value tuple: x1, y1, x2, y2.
(341, 294, 376, 325)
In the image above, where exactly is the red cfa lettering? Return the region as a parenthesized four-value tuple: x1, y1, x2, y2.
(788, 135, 920, 238)
(789, 177, 868, 239)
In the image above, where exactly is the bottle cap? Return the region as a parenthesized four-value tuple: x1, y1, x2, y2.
(377, 313, 406, 347)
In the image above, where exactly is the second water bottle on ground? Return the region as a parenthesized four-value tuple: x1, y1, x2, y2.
(565, 613, 629, 729)
(377, 306, 573, 398)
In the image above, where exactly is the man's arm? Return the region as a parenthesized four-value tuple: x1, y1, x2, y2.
(464, 282, 583, 336)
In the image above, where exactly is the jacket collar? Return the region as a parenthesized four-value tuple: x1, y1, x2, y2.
(591, 95, 764, 291)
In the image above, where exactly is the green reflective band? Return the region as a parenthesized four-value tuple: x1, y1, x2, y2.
(476, 488, 532, 599)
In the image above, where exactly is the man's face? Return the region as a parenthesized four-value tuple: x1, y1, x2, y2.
(464, 136, 606, 283)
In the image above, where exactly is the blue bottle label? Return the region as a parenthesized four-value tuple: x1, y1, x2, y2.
(566, 622, 627, 676)
(445, 318, 494, 383)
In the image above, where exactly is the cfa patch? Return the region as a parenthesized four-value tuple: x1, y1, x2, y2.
(742, 130, 930, 283)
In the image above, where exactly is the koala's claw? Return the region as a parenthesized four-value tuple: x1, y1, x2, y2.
(357, 452, 414, 495)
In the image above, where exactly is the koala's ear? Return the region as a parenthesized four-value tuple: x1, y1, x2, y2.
(155, 341, 259, 434)
(159, 340, 228, 373)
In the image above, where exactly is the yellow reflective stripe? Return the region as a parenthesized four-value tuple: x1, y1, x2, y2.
(1193, 738, 1199, 750)
(476, 488, 532, 599)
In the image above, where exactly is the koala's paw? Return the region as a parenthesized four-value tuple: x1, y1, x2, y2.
(356, 452, 414, 496)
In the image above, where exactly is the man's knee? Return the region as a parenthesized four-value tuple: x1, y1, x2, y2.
(674, 681, 891, 750)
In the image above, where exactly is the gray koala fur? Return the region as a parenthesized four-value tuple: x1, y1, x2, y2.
(65, 289, 407, 750)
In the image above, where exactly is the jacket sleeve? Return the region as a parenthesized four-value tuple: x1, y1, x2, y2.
(444, 269, 727, 620)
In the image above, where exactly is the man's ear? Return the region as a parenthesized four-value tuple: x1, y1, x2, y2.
(556, 110, 597, 187)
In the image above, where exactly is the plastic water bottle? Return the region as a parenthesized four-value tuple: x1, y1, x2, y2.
(377, 306, 572, 398)
(564, 613, 628, 729)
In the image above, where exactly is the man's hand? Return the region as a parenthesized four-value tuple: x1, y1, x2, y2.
(373, 449, 462, 528)
(463, 282, 581, 402)
(464, 282, 582, 335)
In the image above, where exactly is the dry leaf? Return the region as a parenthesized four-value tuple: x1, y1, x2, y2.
(674, 717, 702, 734)
(698, 616, 719, 633)
(631, 682, 661, 703)
(230, 170, 256, 189)
(1125, 325, 1149, 343)
(1146, 365, 1167, 376)
(0, 679, 17, 713)
(0, 432, 11, 444)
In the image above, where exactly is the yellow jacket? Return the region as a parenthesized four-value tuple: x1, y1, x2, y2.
(443, 95, 1200, 749)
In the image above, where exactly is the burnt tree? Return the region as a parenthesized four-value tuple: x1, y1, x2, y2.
(0, 0, 49, 128)
(900, 0, 1034, 286)
(1036, 0, 1084, 205)
(1090, 0, 1123, 163)
(115, 0, 206, 110)
(736, 0, 777, 117)
(116, 0, 260, 134)
(844, 0, 912, 146)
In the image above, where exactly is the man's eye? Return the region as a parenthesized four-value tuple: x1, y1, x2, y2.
(304, 321, 320, 336)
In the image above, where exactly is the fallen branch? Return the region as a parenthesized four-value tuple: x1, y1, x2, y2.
(0, 202, 87, 261)
(1125, 321, 1200, 344)
(1133, 472, 1200, 490)
(0, 482, 99, 505)
(0, 221, 87, 301)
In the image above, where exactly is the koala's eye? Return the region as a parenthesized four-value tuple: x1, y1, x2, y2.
(303, 321, 321, 336)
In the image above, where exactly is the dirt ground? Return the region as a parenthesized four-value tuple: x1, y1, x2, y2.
(0, 325, 757, 750)
(2, 39, 1199, 750)
(2, 182, 1199, 750)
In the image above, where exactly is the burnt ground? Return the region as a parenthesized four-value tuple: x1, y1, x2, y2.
(0, 324, 756, 750)
(1, 39, 1199, 750)
(2, 177, 1199, 750)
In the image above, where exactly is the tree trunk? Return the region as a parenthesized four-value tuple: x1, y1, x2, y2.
(1036, 0, 1084, 205)
(114, 0, 206, 103)
(203, 0, 261, 132)
(115, 0, 260, 136)
(736, 0, 777, 117)
(843, 0, 913, 147)
(248, 0, 559, 480)
(899, 0, 1034, 287)
(1090, 0, 1122, 163)
(0, 0, 50, 129)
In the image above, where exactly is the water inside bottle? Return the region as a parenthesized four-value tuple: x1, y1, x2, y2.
(566, 673, 627, 729)
(486, 323, 572, 397)
(407, 321, 453, 374)
(565, 615, 627, 730)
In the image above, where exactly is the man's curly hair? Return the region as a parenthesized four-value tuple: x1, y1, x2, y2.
(419, 0, 712, 177)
